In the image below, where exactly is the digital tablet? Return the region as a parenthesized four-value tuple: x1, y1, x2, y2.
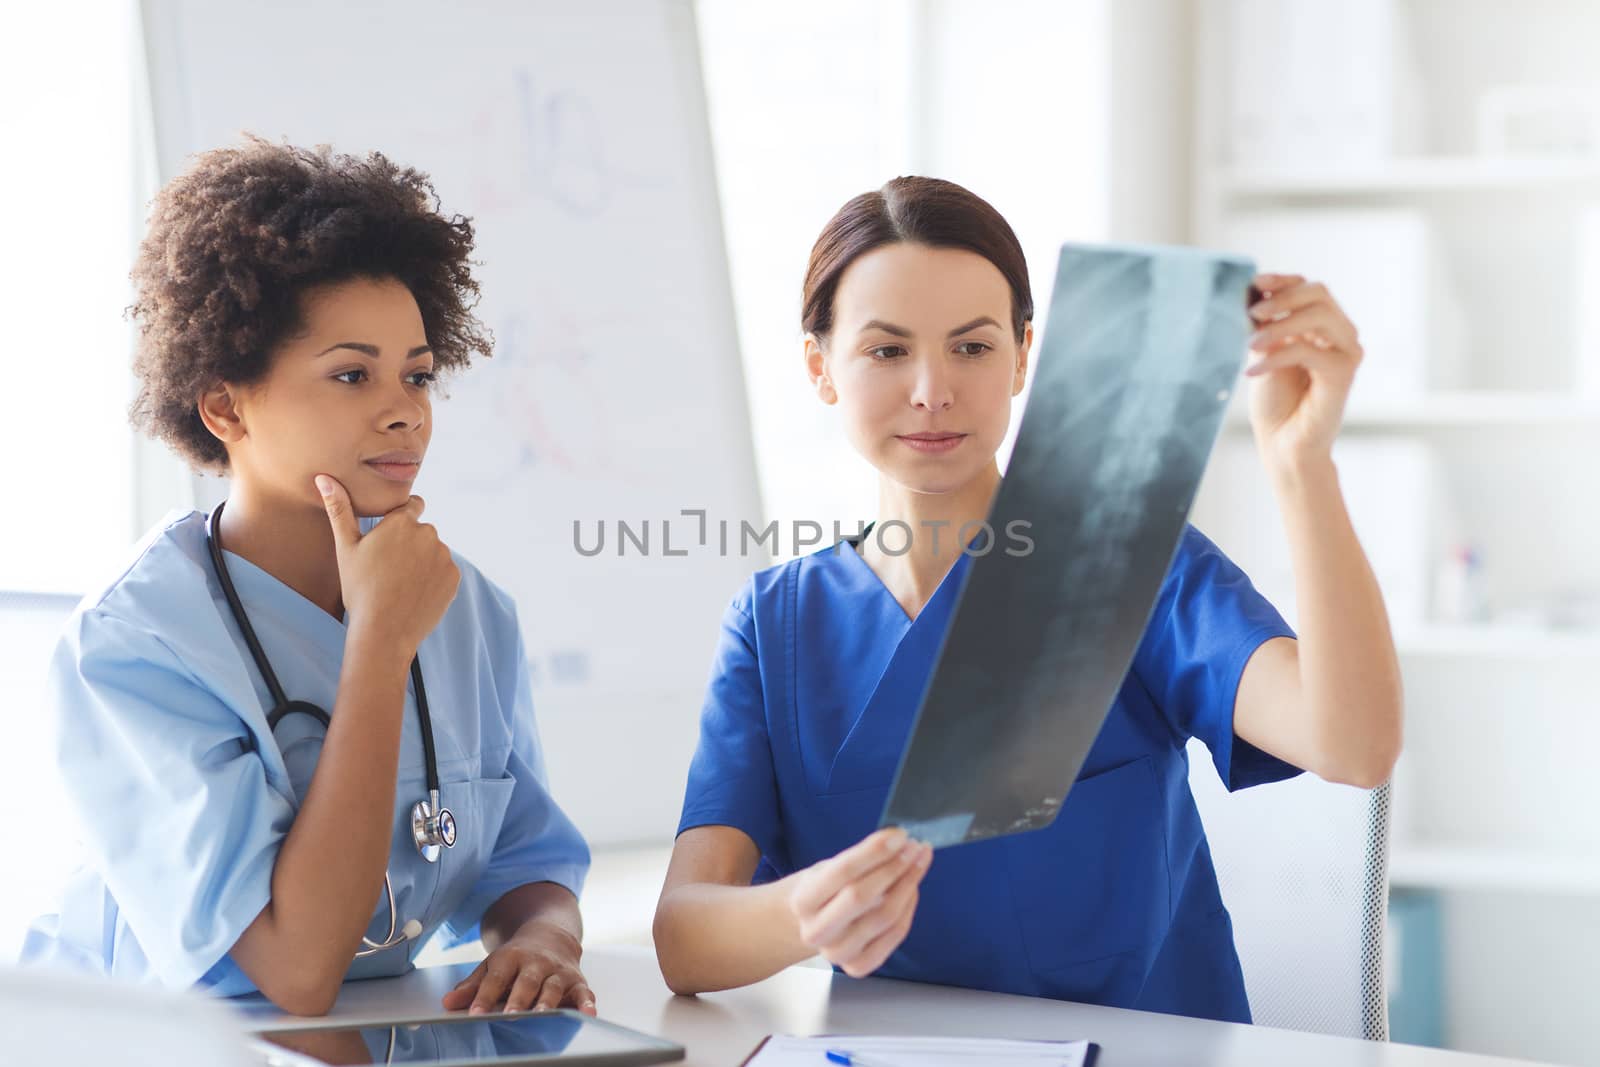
(251, 1009, 685, 1067)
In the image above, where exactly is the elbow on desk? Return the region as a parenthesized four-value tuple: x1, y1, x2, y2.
(656, 963, 735, 998)
(658, 967, 703, 998)
(651, 909, 694, 996)
(651, 901, 722, 997)
(256, 972, 341, 1017)
(236, 935, 348, 1017)
(232, 901, 364, 1015)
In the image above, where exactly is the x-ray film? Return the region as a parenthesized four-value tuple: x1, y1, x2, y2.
(879, 242, 1256, 848)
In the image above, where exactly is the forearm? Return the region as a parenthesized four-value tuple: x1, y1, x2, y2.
(653, 877, 815, 995)
(481, 882, 584, 953)
(233, 625, 412, 1012)
(1271, 454, 1404, 785)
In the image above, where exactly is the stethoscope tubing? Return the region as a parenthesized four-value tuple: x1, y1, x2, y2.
(205, 500, 451, 957)
(206, 501, 443, 798)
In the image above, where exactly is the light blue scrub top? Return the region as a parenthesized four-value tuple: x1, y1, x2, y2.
(677, 526, 1299, 1023)
(20, 510, 589, 996)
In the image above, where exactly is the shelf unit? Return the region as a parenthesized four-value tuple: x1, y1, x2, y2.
(1395, 623, 1600, 660)
(1190, 0, 1600, 910)
(1222, 390, 1600, 432)
(1221, 156, 1600, 198)
(1389, 844, 1600, 896)
(1188, 5, 1600, 1059)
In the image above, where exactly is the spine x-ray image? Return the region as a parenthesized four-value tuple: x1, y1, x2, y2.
(880, 242, 1256, 848)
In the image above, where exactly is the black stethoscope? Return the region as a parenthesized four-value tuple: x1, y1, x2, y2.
(206, 501, 455, 955)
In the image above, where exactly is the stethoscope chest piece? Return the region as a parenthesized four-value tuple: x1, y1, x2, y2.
(411, 790, 457, 864)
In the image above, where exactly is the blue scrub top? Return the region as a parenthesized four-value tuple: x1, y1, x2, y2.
(677, 525, 1298, 1023)
(20, 510, 589, 996)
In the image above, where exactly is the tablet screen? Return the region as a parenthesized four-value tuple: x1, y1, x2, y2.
(253, 1010, 683, 1067)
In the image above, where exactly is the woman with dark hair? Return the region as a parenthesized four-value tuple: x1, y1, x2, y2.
(653, 177, 1403, 1022)
(21, 138, 595, 1018)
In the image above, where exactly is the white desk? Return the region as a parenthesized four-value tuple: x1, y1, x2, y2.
(233, 945, 1550, 1067)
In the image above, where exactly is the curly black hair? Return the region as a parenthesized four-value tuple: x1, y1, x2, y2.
(129, 135, 493, 470)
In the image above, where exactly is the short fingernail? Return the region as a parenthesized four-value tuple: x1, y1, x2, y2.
(314, 475, 333, 497)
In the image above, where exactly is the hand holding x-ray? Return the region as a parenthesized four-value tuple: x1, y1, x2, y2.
(1243, 272, 1366, 469)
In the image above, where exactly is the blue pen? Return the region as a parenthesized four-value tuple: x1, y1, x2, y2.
(824, 1050, 902, 1067)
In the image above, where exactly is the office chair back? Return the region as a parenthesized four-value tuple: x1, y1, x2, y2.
(1187, 738, 1392, 1040)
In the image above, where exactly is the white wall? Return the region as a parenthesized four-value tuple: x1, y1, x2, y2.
(0, 595, 80, 957)
(698, 0, 1192, 539)
(0, 2, 142, 592)
(694, 0, 910, 536)
(0, 0, 149, 957)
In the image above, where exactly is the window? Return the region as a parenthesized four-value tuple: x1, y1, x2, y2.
(696, 0, 1113, 549)
(0, 0, 145, 955)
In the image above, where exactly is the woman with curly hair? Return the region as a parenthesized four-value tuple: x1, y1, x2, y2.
(20, 137, 596, 1018)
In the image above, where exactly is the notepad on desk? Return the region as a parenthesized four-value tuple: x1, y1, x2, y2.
(740, 1034, 1099, 1067)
